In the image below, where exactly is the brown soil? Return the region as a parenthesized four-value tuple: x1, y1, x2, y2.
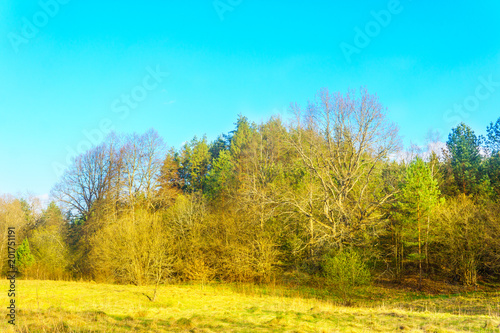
(376, 276, 488, 295)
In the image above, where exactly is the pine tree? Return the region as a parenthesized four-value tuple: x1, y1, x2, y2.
(16, 238, 35, 278)
(205, 150, 235, 200)
(397, 157, 440, 289)
(486, 117, 500, 154)
(485, 118, 500, 198)
(446, 123, 481, 196)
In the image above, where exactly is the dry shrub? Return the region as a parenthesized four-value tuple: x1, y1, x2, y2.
(91, 209, 173, 285)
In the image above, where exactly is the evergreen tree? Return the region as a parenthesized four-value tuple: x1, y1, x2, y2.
(16, 238, 35, 277)
(205, 150, 235, 200)
(486, 117, 500, 154)
(446, 123, 481, 196)
(485, 118, 500, 198)
(178, 136, 211, 192)
(396, 157, 440, 289)
(209, 134, 230, 161)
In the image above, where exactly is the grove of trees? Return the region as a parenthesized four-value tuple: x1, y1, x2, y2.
(3, 88, 500, 290)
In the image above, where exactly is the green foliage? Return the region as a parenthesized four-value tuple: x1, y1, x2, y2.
(446, 123, 481, 195)
(481, 118, 500, 199)
(396, 157, 440, 286)
(205, 150, 235, 199)
(486, 117, 500, 154)
(209, 134, 230, 161)
(16, 238, 35, 273)
(486, 153, 500, 198)
(229, 114, 255, 160)
(179, 136, 212, 192)
(397, 157, 440, 219)
(323, 248, 371, 302)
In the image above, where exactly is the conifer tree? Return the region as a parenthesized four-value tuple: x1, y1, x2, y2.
(446, 123, 481, 196)
(16, 238, 35, 278)
(397, 157, 440, 289)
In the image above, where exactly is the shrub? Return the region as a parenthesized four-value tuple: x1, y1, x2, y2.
(323, 248, 371, 303)
(16, 238, 35, 278)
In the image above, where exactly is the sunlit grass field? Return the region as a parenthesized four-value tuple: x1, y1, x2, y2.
(2, 279, 500, 332)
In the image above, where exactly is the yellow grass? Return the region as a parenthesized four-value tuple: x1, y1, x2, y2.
(1, 279, 500, 332)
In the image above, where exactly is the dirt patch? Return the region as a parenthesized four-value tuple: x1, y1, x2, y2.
(376, 276, 484, 295)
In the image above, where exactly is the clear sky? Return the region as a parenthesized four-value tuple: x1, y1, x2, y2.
(1, 0, 499, 200)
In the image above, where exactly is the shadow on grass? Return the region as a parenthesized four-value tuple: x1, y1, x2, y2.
(15, 308, 293, 333)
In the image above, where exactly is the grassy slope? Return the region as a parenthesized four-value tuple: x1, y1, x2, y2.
(1, 280, 500, 332)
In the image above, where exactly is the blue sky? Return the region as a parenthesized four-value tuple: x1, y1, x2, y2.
(1, 0, 499, 200)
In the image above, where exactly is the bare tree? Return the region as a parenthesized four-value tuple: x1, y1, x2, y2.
(51, 142, 118, 222)
(119, 129, 166, 209)
(140, 129, 166, 203)
(286, 88, 400, 247)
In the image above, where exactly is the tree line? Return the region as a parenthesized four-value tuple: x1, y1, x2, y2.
(3, 88, 500, 290)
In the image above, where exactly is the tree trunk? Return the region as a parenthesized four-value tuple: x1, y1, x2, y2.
(417, 204, 422, 290)
(425, 215, 430, 276)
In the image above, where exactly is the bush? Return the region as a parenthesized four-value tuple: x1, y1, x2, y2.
(323, 248, 371, 303)
(16, 238, 35, 278)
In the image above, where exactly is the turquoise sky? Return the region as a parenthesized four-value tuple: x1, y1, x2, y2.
(1, 0, 499, 199)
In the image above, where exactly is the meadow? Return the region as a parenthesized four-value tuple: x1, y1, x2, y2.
(2, 279, 500, 332)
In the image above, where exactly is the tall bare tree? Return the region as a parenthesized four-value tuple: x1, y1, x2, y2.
(51, 142, 117, 222)
(120, 129, 166, 209)
(286, 88, 400, 247)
